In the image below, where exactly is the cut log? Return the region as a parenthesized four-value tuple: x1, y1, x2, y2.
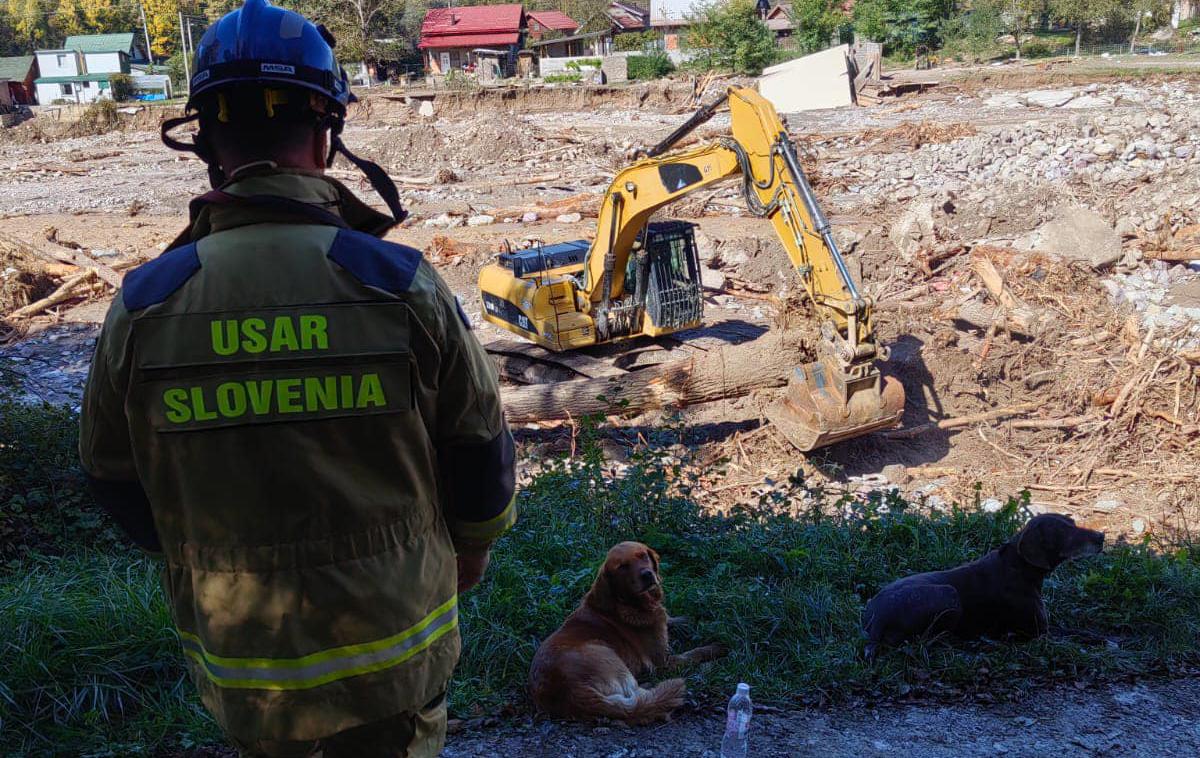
(500, 332, 807, 423)
(0, 231, 123, 289)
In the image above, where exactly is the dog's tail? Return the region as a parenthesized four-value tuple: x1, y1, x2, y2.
(582, 677, 687, 724)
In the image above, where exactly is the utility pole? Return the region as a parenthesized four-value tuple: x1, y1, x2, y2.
(185, 15, 195, 64)
(138, 2, 153, 65)
(179, 10, 191, 96)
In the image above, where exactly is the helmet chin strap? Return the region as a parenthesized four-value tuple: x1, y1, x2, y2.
(326, 115, 408, 225)
(163, 110, 408, 225)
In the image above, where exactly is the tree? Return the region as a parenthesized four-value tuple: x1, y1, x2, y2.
(852, 0, 955, 55)
(1124, 0, 1169, 54)
(997, 0, 1040, 59)
(685, 0, 777, 75)
(792, 0, 846, 54)
(80, 0, 137, 34)
(142, 0, 181, 57)
(51, 0, 85, 38)
(1050, 0, 1114, 57)
(6, 0, 52, 50)
(937, 1, 1004, 61)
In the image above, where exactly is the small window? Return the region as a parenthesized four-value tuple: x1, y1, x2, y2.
(56, 53, 67, 67)
(61, 83, 73, 95)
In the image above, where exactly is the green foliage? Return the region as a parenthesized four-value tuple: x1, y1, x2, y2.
(613, 29, 659, 52)
(564, 57, 602, 70)
(627, 52, 674, 79)
(937, 2, 1004, 61)
(108, 72, 134, 101)
(684, 0, 778, 75)
(0, 396, 118, 563)
(166, 48, 188, 91)
(853, 0, 956, 55)
(792, 0, 850, 55)
(2, 405, 1199, 752)
(544, 72, 584, 83)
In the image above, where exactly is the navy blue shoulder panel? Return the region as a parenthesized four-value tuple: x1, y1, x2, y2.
(327, 229, 422, 294)
(121, 242, 201, 312)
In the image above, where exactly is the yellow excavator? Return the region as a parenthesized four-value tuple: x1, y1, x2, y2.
(477, 86, 904, 450)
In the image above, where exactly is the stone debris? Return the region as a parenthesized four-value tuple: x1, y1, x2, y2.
(1020, 205, 1123, 269)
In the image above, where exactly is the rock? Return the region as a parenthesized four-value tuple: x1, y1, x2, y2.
(466, 214, 494, 227)
(699, 266, 726, 290)
(1093, 498, 1122, 513)
(981, 498, 1003, 514)
(1035, 205, 1123, 269)
(1063, 95, 1115, 109)
(1175, 146, 1195, 160)
(555, 212, 582, 223)
(1131, 517, 1147, 535)
(434, 167, 459, 184)
(888, 201, 934, 257)
(1024, 89, 1077, 108)
(417, 100, 435, 118)
(984, 93, 1025, 108)
(882, 464, 909, 485)
(521, 211, 539, 223)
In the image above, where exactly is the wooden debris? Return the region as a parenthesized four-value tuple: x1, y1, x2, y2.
(7, 270, 96, 319)
(883, 403, 1038, 439)
(0, 231, 123, 289)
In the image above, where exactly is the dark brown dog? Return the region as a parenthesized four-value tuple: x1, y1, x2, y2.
(862, 514, 1104, 658)
(529, 541, 724, 724)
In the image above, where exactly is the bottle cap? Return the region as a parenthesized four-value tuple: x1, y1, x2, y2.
(736, 682, 750, 695)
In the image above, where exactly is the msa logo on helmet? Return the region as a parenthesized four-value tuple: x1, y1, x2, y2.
(261, 63, 296, 75)
(192, 69, 210, 85)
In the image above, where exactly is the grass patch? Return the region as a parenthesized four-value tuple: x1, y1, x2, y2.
(1, 406, 1198, 754)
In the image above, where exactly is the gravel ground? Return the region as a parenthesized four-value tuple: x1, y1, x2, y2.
(443, 678, 1200, 757)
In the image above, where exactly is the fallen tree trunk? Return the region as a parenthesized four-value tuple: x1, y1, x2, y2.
(500, 332, 807, 423)
(0, 231, 123, 289)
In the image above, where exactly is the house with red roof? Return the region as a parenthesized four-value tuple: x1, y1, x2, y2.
(419, 3, 526, 77)
(526, 10, 580, 41)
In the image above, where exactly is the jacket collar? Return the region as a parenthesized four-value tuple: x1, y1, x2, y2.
(165, 167, 396, 251)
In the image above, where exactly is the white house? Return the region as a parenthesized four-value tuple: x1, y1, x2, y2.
(34, 32, 144, 105)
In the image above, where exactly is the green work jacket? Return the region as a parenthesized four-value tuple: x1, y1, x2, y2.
(79, 169, 516, 742)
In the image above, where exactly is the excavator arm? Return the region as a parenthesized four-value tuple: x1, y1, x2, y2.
(580, 85, 903, 449)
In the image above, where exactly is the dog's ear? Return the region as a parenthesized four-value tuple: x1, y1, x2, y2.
(648, 547, 661, 574)
(586, 562, 617, 615)
(1016, 520, 1054, 570)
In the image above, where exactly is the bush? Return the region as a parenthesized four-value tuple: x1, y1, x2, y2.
(684, 0, 778, 75)
(565, 57, 602, 71)
(108, 73, 134, 102)
(627, 52, 675, 80)
(613, 29, 659, 52)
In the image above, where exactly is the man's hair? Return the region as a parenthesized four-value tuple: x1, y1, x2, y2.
(196, 84, 329, 162)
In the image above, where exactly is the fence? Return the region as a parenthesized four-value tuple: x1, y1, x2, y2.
(1025, 40, 1200, 58)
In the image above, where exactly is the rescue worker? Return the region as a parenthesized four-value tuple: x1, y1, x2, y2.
(78, 1, 516, 755)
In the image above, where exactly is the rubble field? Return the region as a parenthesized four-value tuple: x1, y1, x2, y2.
(2, 66, 1198, 542)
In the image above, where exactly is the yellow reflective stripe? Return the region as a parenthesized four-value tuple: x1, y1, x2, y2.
(177, 595, 458, 691)
(454, 495, 517, 541)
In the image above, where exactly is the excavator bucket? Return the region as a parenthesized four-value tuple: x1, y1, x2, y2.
(766, 358, 905, 451)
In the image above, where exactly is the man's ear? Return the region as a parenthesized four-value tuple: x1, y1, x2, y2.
(1016, 521, 1053, 570)
(586, 563, 616, 615)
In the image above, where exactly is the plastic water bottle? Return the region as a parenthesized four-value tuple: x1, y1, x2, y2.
(720, 682, 752, 758)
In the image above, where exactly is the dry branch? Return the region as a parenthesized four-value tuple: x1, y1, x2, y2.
(883, 403, 1038, 439)
(6, 270, 96, 319)
(0, 231, 122, 289)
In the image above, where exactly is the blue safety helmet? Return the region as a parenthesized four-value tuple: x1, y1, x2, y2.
(188, 0, 351, 111)
(163, 0, 406, 224)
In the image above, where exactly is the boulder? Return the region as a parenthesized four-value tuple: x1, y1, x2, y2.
(888, 200, 935, 258)
(1035, 205, 1123, 269)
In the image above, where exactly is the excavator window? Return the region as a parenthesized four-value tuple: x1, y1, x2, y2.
(642, 221, 703, 330)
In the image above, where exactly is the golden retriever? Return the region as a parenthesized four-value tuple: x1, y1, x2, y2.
(529, 541, 724, 723)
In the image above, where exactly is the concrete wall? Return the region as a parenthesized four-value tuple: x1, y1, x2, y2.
(759, 44, 854, 113)
(36, 51, 79, 77)
(538, 54, 603, 76)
